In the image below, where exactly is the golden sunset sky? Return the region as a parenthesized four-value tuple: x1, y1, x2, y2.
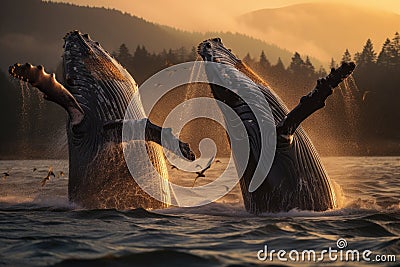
(48, 0, 400, 62)
(48, 0, 400, 27)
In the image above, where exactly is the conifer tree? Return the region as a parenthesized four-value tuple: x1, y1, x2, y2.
(272, 57, 285, 74)
(329, 58, 337, 69)
(389, 32, 400, 68)
(355, 39, 376, 66)
(377, 38, 392, 68)
(259, 50, 271, 69)
(116, 43, 133, 69)
(288, 52, 305, 74)
(304, 56, 315, 77)
(341, 49, 352, 63)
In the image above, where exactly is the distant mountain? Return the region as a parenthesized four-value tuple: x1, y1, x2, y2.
(0, 0, 293, 72)
(238, 3, 400, 62)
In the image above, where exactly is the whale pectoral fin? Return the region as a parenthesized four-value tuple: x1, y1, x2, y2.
(103, 119, 195, 161)
(145, 120, 195, 161)
(9, 63, 84, 125)
(277, 62, 356, 137)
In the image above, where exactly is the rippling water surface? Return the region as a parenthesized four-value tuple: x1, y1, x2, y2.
(0, 157, 399, 266)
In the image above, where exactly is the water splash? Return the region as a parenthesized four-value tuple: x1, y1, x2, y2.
(338, 74, 362, 139)
(184, 59, 207, 101)
(36, 87, 45, 121)
(18, 80, 32, 151)
(19, 80, 29, 125)
(182, 60, 226, 137)
(45, 128, 68, 158)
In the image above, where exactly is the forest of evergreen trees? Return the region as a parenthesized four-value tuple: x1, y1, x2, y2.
(112, 45, 198, 85)
(0, 33, 399, 158)
(111, 33, 399, 155)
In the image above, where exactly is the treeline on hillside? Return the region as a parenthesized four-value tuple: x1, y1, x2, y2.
(242, 33, 400, 154)
(112, 32, 399, 155)
(112, 45, 198, 85)
(0, 33, 399, 158)
(1, 0, 293, 72)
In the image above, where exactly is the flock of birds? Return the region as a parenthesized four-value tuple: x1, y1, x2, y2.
(170, 157, 222, 187)
(2, 167, 65, 187)
(2, 158, 223, 188)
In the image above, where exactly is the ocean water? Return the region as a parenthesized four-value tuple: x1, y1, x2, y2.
(0, 157, 399, 266)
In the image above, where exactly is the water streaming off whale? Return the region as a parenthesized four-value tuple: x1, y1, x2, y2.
(181, 60, 227, 157)
(338, 75, 362, 139)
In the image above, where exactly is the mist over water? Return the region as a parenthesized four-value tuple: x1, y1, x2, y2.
(0, 157, 399, 266)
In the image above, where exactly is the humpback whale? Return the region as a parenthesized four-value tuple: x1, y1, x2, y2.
(198, 38, 355, 214)
(8, 31, 194, 209)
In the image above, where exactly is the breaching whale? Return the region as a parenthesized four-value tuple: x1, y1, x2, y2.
(8, 31, 194, 209)
(198, 38, 355, 214)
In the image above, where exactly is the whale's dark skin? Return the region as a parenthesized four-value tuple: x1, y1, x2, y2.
(8, 31, 194, 209)
(198, 38, 355, 214)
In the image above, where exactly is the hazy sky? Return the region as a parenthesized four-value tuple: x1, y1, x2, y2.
(48, 0, 400, 28)
(47, 0, 400, 62)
